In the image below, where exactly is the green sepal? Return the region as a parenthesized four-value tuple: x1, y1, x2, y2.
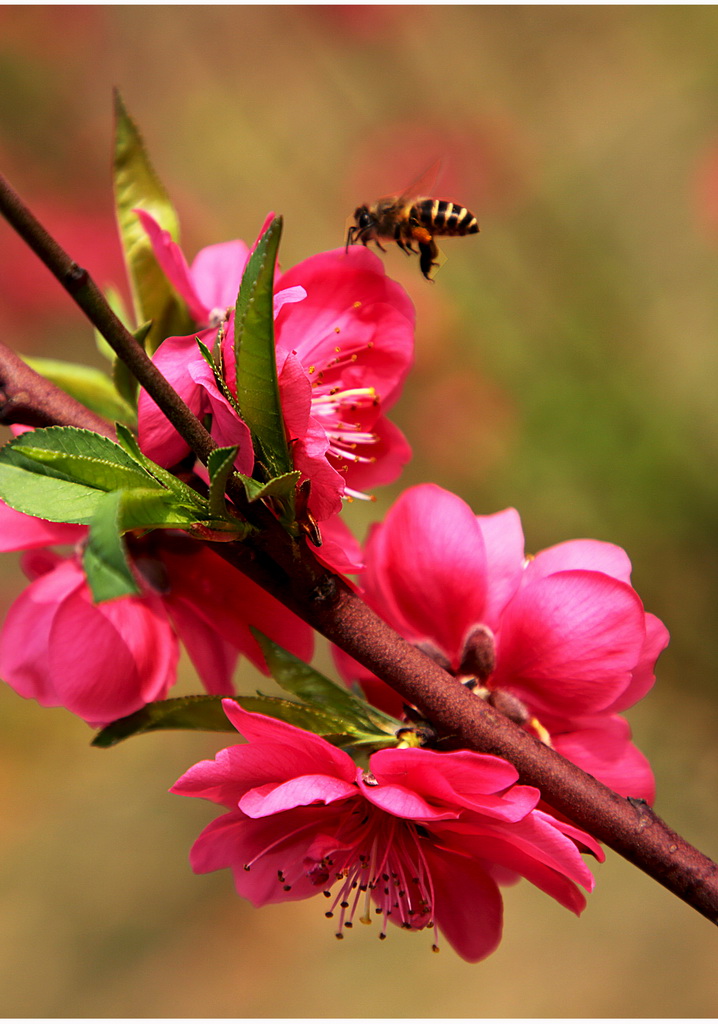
(207, 446, 239, 517)
(113, 90, 193, 353)
(236, 469, 301, 504)
(252, 629, 402, 738)
(196, 337, 241, 415)
(234, 217, 293, 480)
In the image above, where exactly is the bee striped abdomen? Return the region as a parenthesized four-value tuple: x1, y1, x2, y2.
(412, 198, 479, 236)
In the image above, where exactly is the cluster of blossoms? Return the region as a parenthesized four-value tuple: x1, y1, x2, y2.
(0, 207, 669, 960)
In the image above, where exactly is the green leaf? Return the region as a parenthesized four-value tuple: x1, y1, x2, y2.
(4, 427, 159, 492)
(114, 423, 207, 509)
(92, 695, 238, 747)
(252, 629, 401, 737)
(83, 489, 140, 601)
(234, 217, 292, 479)
(22, 355, 135, 424)
(91, 693, 365, 748)
(0, 460, 104, 524)
(113, 90, 193, 353)
(0, 427, 160, 523)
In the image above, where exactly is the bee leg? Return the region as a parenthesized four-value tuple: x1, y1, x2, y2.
(373, 238, 388, 253)
(418, 239, 440, 280)
(396, 238, 413, 256)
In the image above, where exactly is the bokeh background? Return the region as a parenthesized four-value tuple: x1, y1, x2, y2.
(1, 5, 718, 1017)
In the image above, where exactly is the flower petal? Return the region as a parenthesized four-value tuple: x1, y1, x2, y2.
(239, 775, 357, 817)
(137, 331, 214, 466)
(190, 239, 251, 314)
(475, 507, 525, 629)
(363, 484, 490, 661)
(553, 715, 655, 803)
(421, 843, 504, 963)
(136, 209, 208, 323)
(492, 570, 647, 717)
(525, 539, 634, 586)
(0, 502, 85, 552)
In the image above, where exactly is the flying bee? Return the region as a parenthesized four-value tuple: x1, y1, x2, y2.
(345, 164, 479, 280)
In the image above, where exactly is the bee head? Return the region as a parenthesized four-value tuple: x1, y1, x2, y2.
(354, 205, 374, 230)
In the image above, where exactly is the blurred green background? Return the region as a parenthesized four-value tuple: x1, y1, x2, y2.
(1, 5, 718, 1016)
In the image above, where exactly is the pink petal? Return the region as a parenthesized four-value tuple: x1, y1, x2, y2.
(602, 611, 669, 714)
(273, 285, 306, 319)
(526, 539, 634, 586)
(553, 715, 655, 802)
(0, 502, 85, 551)
(0, 559, 77, 704)
(50, 588, 176, 722)
(492, 570, 647, 717)
(189, 239, 251, 314)
(189, 805, 342, 906)
(137, 331, 214, 466)
(475, 507, 526, 629)
(136, 209, 208, 323)
(363, 484, 489, 662)
(360, 779, 461, 821)
(220, 700, 357, 782)
(164, 594, 238, 695)
(457, 830, 589, 915)
(275, 247, 415, 390)
(0, 556, 177, 722)
(160, 545, 314, 674)
(341, 415, 412, 494)
(421, 843, 504, 962)
(368, 747, 539, 822)
(277, 350, 312, 438)
(290, 417, 345, 522)
(308, 512, 364, 576)
(239, 775, 357, 817)
(188, 358, 255, 475)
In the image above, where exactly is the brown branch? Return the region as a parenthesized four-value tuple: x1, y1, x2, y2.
(1, 169, 716, 927)
(0, 342, 115, 436)
(0, 172, 216, 465)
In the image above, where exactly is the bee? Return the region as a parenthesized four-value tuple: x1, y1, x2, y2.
(345, 165, 479, 280)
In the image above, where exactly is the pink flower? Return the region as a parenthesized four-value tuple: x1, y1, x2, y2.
(171, 700, 601, 963)
(0, 502, 313, 725)
(335, 484, 669, 803)
(136, 212, 414, 523)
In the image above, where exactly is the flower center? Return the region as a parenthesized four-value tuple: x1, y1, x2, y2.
(319, 811, 440, 951)
(245, 802, 441, 952)
(419, 627, 554, 748)
(306, 331, 382, 500)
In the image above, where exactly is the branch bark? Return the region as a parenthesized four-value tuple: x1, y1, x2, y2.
(0, 342, 115, 436)
(1, 170, 716, 926)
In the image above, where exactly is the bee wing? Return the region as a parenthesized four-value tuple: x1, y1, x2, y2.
(375, 159, 444, 205)
(396, 159, 443, 202)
